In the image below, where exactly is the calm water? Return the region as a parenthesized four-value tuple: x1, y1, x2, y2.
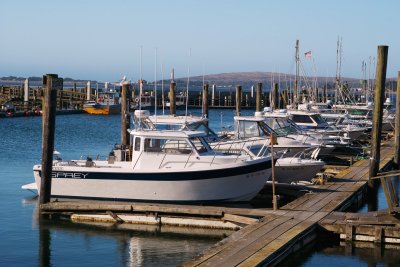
(1, 109, 399, 266)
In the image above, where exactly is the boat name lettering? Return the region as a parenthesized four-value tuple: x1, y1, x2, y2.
(52, 172, 89, 179)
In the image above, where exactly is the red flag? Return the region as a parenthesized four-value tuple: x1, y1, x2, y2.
(304, 51, 312, 58)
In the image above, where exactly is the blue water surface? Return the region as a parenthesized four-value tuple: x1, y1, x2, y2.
(1, 108, 399, 266)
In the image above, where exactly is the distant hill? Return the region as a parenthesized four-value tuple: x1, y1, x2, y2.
(173, 72, 360, 89)
(0, 76, 95, 83)
(1, 72, 396, 90)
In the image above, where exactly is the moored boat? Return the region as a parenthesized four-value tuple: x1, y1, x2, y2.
(30, 129, 273, 203)
(83, 90, 120, 115)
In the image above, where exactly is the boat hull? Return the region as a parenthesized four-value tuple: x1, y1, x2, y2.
(274, 158, 325, 183)
(33, 159, 272, 203)
(83, 104, 120, 115)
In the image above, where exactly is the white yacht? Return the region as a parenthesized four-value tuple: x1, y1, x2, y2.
(30, 129, 273, 203)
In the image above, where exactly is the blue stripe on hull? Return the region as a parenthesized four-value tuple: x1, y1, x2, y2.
(40, 159, 273, 181)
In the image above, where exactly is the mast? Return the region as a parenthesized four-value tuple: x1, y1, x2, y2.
(335, 36, 342, 104)
(294, 39, 300, 108)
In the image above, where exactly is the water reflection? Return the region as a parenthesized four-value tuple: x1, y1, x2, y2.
(279, 231, 400, 266)
(39, 215, 51, 267)
(31, 200, 232, 267)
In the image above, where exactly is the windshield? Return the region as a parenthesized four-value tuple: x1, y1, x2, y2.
(247, 144, 271, 157)
(189, 137, 209, 153)
(264, 118, 298, 135)
(310, 114, 326, 124)
(186, 122, 219, 142)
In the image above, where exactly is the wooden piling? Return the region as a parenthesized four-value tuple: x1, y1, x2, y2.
(369, 45, 388, 180)
(211, 84, 216, 107)
(282, 89, 288, 108)
(40, 74, 63, 206)
(169, 82, 176, 116)
(121, 82, 129, 146)
(86, 81, 91, 101)
(271, 83, 279, 110)
(24, 78, 29, 110)
(235, 85, 242, 116)
(256, 83, 262, 112)
(394, 71, 400, 168)
(202, 84, 209, 119)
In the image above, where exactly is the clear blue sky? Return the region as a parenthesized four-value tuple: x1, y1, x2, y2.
(1, 0, 399, 83)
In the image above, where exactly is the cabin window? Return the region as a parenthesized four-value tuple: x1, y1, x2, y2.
(248, 145, 270, 157)
(144, 138, 162, 152)
(291, 114, 313, 123)
(155, 123, 182, 130)
(144, 138, 192, 154)
(187, 123, 219, 142)
(189, 137, 209, 153)
(258, 122, 273, 136)
(310, 114, 326, 124)
(238, 121, 260, 138)
(134, 137, 141, 151)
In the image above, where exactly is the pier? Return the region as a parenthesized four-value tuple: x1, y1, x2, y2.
(39, 141, 400, 266)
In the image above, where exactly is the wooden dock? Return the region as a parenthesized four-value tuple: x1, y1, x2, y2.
(183, 144, 397, 266)
(40, 142, 399, 266)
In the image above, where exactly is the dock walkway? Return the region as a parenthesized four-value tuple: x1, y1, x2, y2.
(184, 145, 395, 266)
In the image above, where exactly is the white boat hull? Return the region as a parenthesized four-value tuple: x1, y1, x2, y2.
(274, 158, 325, 184)
(33, 159, 272, 203)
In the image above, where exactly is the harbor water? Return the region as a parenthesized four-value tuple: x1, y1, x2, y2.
(1, 109, 399, 266)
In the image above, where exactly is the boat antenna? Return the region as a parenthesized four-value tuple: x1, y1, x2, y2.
(154, 47, 157, 121)
(294, 39, 300, 108)
(184, 48, 191, 122)
(161, 63, 165, 115)
(202, 62, 205, 87)
(139, 45, 143, 112)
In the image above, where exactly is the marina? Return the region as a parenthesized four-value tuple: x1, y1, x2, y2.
(15, 59, 399, 266)
(3, 1, 400, 266)
(3, 106, 399, 266)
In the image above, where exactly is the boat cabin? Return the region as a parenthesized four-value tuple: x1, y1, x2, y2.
(233, 116, 276, 139)
(288, 111, 329, 129)
(130, 130, 212, 156)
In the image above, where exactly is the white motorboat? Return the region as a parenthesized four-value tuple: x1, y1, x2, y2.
(230, 115, 320, 157)
(286, 110, 365, 143)
(134, 111, 324, 184)
(273, 156, 325, 184)
(29, 129, 273, 203)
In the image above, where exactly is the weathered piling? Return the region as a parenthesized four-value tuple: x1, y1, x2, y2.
(282, 89, 288, 108)
(40, 74, 63, 206)
(121, 82, 130, 146)
(235, 85, 242, 116)
(86, 81, 91, 101)
(202, 84, 209, 119)
(369, 45, 388, 180)
(212, 84, 216, 106)
(169, 82, 176, 116)
(24, 78, 29, 110)
(395, 71, 400, 168)
(271, 83, 279, 110)
(256, 83, 262, 112)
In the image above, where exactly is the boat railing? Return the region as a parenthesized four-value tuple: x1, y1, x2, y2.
(235, 140, 251, 162)
(79, 154, 107, 161)
(184, 151, 194, 168)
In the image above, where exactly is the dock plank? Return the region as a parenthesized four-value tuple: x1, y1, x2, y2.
(185, 143, 397, 266)
(194, 211, 313, 267)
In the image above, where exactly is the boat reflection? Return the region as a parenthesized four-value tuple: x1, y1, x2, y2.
(33, 200, 232, 267)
